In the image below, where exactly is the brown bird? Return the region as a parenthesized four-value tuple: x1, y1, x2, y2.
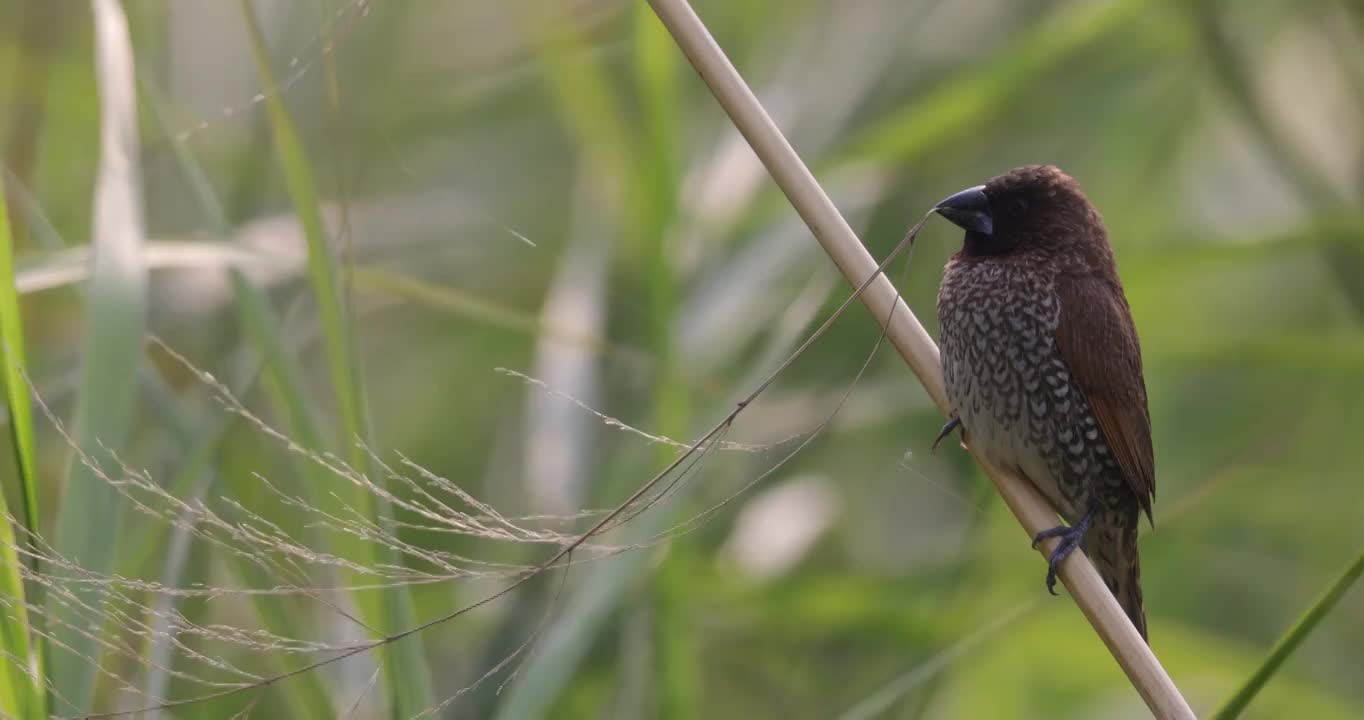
(931, 165, 1154, 641)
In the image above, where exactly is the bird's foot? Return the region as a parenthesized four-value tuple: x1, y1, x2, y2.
(932, 416, 962, 453)
(1030, 504, 1098, 596)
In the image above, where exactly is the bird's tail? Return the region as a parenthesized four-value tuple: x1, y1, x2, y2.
(1083, 509, 1147, 642)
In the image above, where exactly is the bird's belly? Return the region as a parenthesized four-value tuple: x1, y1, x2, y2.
(949, 375, 1073, 517)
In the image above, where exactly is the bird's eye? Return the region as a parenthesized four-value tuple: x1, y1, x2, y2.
(1010, 198, 1028, 215)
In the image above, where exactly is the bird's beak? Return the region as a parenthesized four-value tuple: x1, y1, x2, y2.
(934, 185, 993, 236)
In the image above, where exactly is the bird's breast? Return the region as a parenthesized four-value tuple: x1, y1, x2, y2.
(936, 258, 1079, 515)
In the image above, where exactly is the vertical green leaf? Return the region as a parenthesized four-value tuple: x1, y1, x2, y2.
(635, 3, 681, 253)
(48, 0, 146, 712)
(841, 0, 1144, 165)
(1212, 548, 1364, 719)
(0, 194, 41, 563)
(634, 9, 697, 719)
(238, 3, 434, 716)
(130, 74, 340, 718)
(0, 171, 46, 720)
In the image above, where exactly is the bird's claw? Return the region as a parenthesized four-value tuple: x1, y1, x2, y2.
(932, 416, 962, 453)
(1030, 504, 1098, 596)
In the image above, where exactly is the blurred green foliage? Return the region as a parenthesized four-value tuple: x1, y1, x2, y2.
(0, 0, 1360, 717)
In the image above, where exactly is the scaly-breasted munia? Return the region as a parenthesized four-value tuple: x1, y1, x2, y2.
(932, 165, 1154, 640)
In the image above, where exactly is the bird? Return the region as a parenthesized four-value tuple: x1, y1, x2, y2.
(930, 164, 1154, 641)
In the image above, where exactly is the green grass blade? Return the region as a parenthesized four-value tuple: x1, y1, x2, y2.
(137, 78, 230, 234)
(239, 3, 434, 715)
(140, 337, 336, 718)
(130, 87, 332, 714)
(839, 0, 1144, 165)
(0, 193, 41, 560)
(519, 3, 642, 240)
(634, 3, 681, 254)
(633, 10, 697, 718)
(491, 17, 668, 711)
(47, 0, 147, 712)
(493, 516, 658, 720)
(0, 175, 46, 720)
(239, 6, 363, 444)
(229, 271, 331, 469)
(1211, 547, 1364, 719)
(131, 7, 378, 716)
(838, 604, 1036, 720)
(143, 75, 337, 713)
(353, 267, 600, 350)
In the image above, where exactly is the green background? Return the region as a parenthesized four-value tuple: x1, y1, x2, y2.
(0, 0, 1360, 717)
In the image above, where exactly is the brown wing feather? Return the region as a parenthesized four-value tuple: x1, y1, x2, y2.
(1054, 273, 1155, 521)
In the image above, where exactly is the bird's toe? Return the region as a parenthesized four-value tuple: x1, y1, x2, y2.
(1033, 505, 1098, 595)
(932, 416, 962, 453)
(1031, 523, 1071, 549)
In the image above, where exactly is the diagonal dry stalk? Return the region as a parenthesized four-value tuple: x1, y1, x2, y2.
(644, 1, 1195, 718)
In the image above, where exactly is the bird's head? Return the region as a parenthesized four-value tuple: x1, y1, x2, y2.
(933, 165, 1107, 259)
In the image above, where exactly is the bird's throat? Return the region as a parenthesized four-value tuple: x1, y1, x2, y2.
(962, 230, 1020, 257)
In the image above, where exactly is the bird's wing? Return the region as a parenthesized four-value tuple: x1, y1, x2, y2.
(1054, 273, 1155, 521)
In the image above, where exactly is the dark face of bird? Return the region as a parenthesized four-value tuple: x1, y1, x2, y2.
(933, 165, 1107, 263)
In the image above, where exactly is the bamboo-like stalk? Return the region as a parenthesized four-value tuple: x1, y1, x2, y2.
(644, 1, 1195, 718)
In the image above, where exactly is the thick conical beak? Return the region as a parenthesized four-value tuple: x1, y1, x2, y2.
(934, 185, 993, 236)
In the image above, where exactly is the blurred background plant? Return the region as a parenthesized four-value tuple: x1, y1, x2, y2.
(0, 0, 1360, 717)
